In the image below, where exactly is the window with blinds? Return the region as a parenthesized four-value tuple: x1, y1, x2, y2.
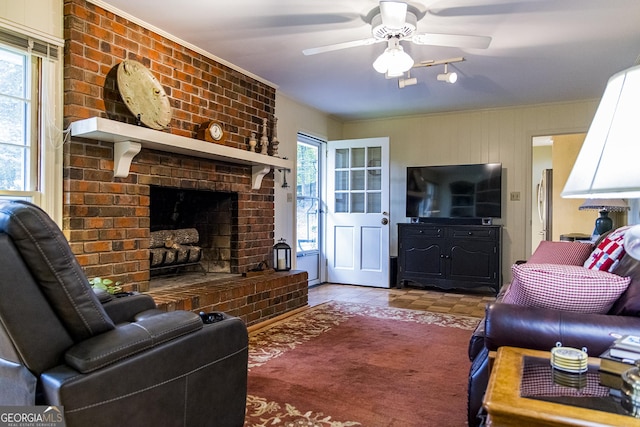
(0, 26, 61, 203)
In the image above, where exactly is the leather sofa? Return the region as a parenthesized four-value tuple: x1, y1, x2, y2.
(467, 238, 640, 427)
(0, 200, 248, 427)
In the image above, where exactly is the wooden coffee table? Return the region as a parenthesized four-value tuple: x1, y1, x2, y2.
(483, 346, 640, 427)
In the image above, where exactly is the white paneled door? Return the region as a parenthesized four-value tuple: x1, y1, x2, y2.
(326, 137, 390, 287)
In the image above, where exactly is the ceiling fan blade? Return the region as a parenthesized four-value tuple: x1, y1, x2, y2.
(429, 1, 561, 18)
(303, 38, 381, 56)
(379, 1, 408, 29)
(412, 33, 492, 49)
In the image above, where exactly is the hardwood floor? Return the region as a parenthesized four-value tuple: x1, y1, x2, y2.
(308, 283, 496, 318)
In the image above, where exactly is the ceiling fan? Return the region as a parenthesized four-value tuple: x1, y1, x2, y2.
(302, 1, 491, 76)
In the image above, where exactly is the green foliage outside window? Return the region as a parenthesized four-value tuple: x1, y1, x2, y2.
(0, 47, 30, 192)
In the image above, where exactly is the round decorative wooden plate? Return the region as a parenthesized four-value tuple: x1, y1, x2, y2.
(117, 59, 172, 130)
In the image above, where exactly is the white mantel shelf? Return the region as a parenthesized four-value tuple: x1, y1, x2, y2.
(70, 117, 293, 189)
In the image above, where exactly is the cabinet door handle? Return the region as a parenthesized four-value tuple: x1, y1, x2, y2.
(468, 231, 473, 236)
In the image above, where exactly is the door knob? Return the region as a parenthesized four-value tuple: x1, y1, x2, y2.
(381, 218, 389, 225)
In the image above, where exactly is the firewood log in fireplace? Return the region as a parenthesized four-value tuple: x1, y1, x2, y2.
(150, 228, 203, 272)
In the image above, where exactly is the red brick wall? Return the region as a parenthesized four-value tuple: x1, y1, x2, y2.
(63, 0, 278, 291)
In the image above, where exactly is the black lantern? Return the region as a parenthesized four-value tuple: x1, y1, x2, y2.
(273, 238, 291, 271)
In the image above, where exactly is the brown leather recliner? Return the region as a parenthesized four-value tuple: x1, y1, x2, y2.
(467, 240, 640, 427)
(0, 200, 248, 427)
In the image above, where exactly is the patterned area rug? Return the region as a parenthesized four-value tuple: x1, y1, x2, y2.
(244, 302, 480, 427)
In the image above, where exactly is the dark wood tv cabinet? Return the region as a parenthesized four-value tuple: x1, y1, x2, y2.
(397, 223, 501, 293)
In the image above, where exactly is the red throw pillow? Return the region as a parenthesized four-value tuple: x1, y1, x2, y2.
(528, 241, 594, 265)
(584, 226, 631, 272)
(502, 263, 631, 314)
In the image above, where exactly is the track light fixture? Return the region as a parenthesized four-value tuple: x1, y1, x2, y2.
(398, 71, 417, 88)
(398, 76, 417, 88)
(397, 56, 464, 88)
(436, 63, 458, 83)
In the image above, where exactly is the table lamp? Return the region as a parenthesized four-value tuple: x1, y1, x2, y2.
(561, 64, 640, 200)
(562, 63, 640, 244)
(561, 63, 640, 415)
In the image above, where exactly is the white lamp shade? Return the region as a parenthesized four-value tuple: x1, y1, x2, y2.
(387, 49, 413, 76)
(561, 64, 640, 199)
(372, 50, 390, 74)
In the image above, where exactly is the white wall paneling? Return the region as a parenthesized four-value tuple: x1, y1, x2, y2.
(341, 100, 599, 284)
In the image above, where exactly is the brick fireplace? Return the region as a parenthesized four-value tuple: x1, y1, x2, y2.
(62, 0, 308, 324)
(65, 127, 277, 292)
(63, 0, 276, 288)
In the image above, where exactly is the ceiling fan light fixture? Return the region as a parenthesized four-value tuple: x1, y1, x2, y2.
(387, 54, 413, 76)
(373, 38, 414, 75)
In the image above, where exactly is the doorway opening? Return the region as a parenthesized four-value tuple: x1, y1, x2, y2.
(530, 133, 627, 253)
(326, 137, 390, 287)
(296, 133, 324, 286)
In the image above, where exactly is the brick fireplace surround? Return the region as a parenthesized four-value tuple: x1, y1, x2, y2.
(63, 0, 307, 325)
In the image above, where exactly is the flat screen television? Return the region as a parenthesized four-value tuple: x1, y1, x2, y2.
(406, 163, 502, 220)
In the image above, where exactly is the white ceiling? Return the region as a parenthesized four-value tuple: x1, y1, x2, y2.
(97, 0, 640, 121)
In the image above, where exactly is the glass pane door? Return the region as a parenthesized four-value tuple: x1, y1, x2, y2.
(326, 137, 390, 287)
(297, 140, 319, 254)
(333, 146, 382, 214)
(297, 134, 325, 287)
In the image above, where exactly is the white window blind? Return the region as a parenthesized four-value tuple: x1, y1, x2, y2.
(0, 27, 60, 60)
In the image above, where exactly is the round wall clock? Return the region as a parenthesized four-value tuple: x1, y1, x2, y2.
(117, 59, 172, 130)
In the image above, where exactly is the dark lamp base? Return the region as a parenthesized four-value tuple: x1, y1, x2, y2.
(595, 210, 613, 235)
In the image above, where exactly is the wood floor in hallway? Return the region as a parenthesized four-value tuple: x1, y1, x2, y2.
(308, 283, 496, 318)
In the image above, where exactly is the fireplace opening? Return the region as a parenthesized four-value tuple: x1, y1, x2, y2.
(149, 186, 237, 279)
